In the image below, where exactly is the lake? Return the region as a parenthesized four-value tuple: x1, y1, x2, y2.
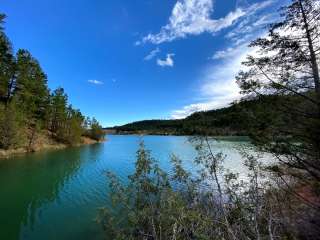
(0, 135, 269, 240)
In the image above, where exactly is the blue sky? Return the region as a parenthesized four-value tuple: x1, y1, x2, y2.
(1, 0, 287, 127)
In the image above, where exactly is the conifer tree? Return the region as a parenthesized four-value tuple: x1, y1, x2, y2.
(236, 0, 320, 181)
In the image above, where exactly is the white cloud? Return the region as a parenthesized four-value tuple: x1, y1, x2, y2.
(252, 13, 277, 27)
(171, 101, 231, 119)
(225, 1, 280, 45)
(171, 43, 252, 119)
(138, 0, 276, 45)
(246, 0, 275, 12)
(144, 48, 160, 61)
(88, 79, 104, 85)
(157, 54, 175, 67)
(211, 47, 242, 60)
(138, 0, 245, 45)
(210, 1, 280, 60)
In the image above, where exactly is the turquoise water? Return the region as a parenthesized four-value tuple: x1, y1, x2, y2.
(0, 135, 260, 240)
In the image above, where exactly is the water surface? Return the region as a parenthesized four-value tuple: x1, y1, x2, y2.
(0, 135, 265, 240)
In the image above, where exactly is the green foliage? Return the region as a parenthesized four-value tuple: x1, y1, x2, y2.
(84, 117, 104, 141)
(48, 87, 68, 133)
(0, 102, 24, 149)
(0, 15, 15, 105)
(54, 105, 85, 145)
(15, 49, 49, 120)
(112, 95, 293, 136)
(64, 107, 85, 144)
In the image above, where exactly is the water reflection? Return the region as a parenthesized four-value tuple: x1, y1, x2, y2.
(0, 147, 83, 240)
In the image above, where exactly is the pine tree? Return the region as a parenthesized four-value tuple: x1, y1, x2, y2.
(48, 87, 68, 136)
(236, 0, 320, 181)
(14, 49, 50, 149)
(15, 49, 49, 119)
(0, 14, 16, 105)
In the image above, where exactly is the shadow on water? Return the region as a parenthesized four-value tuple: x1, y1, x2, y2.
(0, 147, 85, 239)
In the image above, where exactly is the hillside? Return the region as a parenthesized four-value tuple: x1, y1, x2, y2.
(109, 95, 290, 136)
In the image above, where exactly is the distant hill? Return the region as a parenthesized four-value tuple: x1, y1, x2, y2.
(107, 95, 290, 136)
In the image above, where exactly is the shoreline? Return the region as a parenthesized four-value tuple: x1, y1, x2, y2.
(108, 133, 250, 140)
(0, 136, 105, 160)
(108, 130, 249, 137)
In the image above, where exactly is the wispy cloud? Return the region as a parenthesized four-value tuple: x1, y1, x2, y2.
(138, 0, 275, 45)
(144, 48, 160, 61)
(171, 43, 251, 119)
(88, 79, 104, 85)
(209, 0, 281, 62)
(211, 47, 241, 60)
(225, 1, 280, 45)
(157, 54, 175, 67)
(171, 102, 226, 119)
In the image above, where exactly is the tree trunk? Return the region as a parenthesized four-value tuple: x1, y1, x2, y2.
(299, 0, 320, 112)
(205, 137, 237, 240)
(28, 122, 37, 152)
(5, 73, 15, 107)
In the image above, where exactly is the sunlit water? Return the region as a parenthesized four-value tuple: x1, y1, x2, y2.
(0, 135, 272, 240)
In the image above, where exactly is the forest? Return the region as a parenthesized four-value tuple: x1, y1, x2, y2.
(111, 94, 301, 136)
(0, 14, 104, 153)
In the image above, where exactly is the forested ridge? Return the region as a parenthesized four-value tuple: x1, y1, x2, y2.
(0, 14, 104, 153)
(111, 94, 298, 136)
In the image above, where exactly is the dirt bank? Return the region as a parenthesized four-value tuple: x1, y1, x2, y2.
(0, 134, 105, 159)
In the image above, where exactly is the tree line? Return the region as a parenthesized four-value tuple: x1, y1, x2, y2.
(112, 94, 298, 136)
(0, 14, 104, 151)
